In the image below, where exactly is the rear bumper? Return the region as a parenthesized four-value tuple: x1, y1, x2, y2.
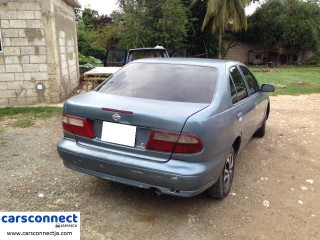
(57, 138, 227, 197)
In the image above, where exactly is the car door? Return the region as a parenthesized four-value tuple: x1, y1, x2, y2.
(229, 66, 256, 146)
(239, 65, 266, 127)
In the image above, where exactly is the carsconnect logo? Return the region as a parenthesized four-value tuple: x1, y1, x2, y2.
(1, 214, 78, 223)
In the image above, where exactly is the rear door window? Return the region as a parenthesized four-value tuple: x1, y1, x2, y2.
(98, 63, 218, 104)
(229, 76, 238, 104)
(240, 66, 259, 95)
(229, 66, 248, 102)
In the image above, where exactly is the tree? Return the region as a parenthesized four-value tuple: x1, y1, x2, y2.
(115, 0, 188, 52)
(192, 0, 249, 59)
(80, 8, 99, 31)
(180, 0, 219, 58)
(77, 7, 119, 60)
(247, 0, 320, 63)
(77, 26, 106, 60)
(93, 24, 119, 50)
(93, 14, 113, 29)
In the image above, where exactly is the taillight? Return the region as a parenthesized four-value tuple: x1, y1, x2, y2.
(146, 130, 203, 154)
(62, 114, 95, 138)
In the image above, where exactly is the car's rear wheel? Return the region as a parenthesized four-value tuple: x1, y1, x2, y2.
(207, 147, 235, 199)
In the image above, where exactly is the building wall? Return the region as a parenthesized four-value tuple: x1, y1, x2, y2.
(301, 51, 314, 62)
(224, 41, 315, 65)
(0, 0, 79, 106)
(52, 0, 79, 102)
(224, 42, 257, 64)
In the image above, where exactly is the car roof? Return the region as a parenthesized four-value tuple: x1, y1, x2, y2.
(133, 58, 240, 68)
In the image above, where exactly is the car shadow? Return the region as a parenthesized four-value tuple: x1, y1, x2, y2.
(83, 176, 226, 213)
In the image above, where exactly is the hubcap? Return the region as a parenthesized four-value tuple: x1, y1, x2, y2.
(224, 153, 234, 192)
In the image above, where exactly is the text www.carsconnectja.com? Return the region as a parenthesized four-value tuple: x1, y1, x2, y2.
(7, 231, 72, 237)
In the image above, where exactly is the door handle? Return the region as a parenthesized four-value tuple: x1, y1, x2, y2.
(255, 102, 258, 110)
(237, 113, 243, 122)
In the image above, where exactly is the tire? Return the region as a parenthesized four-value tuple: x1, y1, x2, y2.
(207, 147, 235, 199)
(254, 116, 266, 138)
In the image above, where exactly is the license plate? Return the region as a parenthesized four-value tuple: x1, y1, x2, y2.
(101, 122, 136, 147)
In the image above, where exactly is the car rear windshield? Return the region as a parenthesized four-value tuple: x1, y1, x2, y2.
(98, 63, 218, 103)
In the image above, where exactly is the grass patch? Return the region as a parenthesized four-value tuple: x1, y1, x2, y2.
(0, 107, 62, 128)
(249, 66, 320, 95)
(12, 118, 35, 128)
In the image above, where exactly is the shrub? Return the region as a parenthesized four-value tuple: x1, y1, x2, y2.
(79, 53, 103, 72)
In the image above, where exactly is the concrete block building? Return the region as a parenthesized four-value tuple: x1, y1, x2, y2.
(0, 0, 81, 106)
(224, 41, 314, 65)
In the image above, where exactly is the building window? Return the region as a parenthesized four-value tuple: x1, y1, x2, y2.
(255, 53, 262, 60)
(0, 29, 3, 55)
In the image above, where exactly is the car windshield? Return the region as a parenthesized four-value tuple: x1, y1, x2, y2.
(98, 63, 218, 103)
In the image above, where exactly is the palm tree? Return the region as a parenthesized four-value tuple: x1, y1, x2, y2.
(192, 0, 249, 59)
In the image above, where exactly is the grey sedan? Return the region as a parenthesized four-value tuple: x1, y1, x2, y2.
(57, 58, 274, 199)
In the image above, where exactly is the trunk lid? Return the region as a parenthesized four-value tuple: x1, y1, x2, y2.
(64, 92, 208, 162)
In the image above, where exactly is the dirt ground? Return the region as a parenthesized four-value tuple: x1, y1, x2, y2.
(0, 94, 319, 240)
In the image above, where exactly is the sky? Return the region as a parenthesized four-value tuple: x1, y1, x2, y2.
(77, 0, 119, 15)
(77, 0, 264, 16)
(246, 0, 264, 15)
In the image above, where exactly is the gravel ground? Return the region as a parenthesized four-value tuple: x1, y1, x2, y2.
(0, 94, 319, 240)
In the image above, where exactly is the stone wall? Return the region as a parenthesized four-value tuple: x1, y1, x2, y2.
(0, 0, 80, 106)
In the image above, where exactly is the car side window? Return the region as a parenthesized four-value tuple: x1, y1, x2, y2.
(240, 66, 259, 95)
(229, 66, 248, 102)
(229, 76, 238, 104)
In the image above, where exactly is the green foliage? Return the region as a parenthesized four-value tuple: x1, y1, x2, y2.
(250, 66, 320, 95)
(180, 0, 219, 58)
(247, 0, 320, 53)
(79, 53, 103, 72)
(192, 0, 250, 58)
(115, 0, 189, 52)
(80, 8, 99, 30)
(93, 24, 119, 50)
(192, 0, 250, 33)
(77, 7, 119, 61)
(306, 52, 320, 65)
(77, 26, 106, 60)
(244, 1, 284, 48)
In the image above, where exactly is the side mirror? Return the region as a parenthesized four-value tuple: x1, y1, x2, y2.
(260, 84, 275, 93)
